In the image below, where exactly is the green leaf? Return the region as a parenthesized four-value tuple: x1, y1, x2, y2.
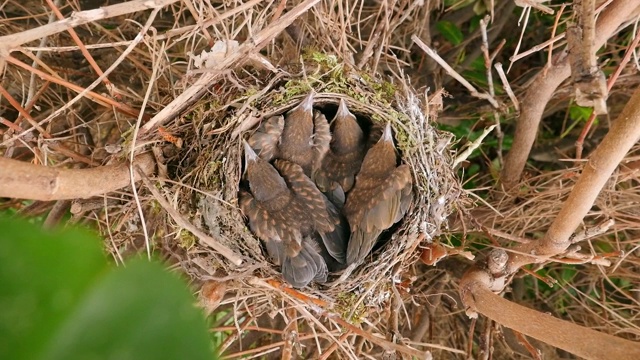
(437, 21, 464, 45)
(0, 218, 215, 360)
(569, 105, 593, 122)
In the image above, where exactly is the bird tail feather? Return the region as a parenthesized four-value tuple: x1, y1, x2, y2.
(281, 237, 328, 288)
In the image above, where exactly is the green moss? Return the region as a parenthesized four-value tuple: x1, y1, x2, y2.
(178, 229, 196, 249)
(202, 160, 223, 188)
(360, 73, 396, 103)
(241, 87, 260, 107)
(149, 199, 163, 215)
(207, 99, 221, 111)
(276, 50, 397, 107)
(310, 52, 339, 68)
(393, 121, 413, 151)
(335, 292, 367, 324)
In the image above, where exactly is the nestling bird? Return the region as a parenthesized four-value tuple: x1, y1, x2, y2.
(239, 141, 347, 287)
(342, 123, 413, 265)
(314, 99, 366, 207)
(248, 91, 330, 176)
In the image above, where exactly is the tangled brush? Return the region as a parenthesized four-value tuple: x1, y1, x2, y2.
(0, 0, 470, 357)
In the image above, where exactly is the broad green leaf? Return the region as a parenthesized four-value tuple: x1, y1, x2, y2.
(437, 21, 464, 45)
(569, 105, 594, 122)
(0, 218, 215, 360)
(0, 219, 108, 359)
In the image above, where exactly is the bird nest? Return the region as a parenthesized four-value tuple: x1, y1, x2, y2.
(154, 54, 464, 356)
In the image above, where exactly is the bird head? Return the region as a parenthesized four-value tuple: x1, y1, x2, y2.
(287, 91, 315, 120)
(282, 91, 315, 140)
(331, 99, 364, 153)
(243, 140, 288, 201)
(359, 123, 398, 177)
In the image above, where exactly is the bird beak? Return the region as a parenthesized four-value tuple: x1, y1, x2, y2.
(243, 140, 258, 170)
(380, 123, 394, 144)
(336, 98, 350, 120)
(297, 91, 315, 113)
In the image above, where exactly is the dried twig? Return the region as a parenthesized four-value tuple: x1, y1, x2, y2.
(576, 27, 640, 158)
(139, 0, 322, 134)
(136, 167, 244, 266)
(0, 153, 155, 201)
(412, 35, 500, 109)
(567, 0, 608, 114)
(461, 84, 640, 360)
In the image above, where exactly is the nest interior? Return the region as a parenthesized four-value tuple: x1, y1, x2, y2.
(172, 56, 462, 293)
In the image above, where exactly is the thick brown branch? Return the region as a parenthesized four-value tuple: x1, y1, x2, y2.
(500, 0, 640, 189)
(462, 283, 640, 360)
(507, 85, 640, 272)
(0, 153, 155, 201)
(460, 80, 640, 360)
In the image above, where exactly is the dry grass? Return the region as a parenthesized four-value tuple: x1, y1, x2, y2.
(2, 0, 640, 359)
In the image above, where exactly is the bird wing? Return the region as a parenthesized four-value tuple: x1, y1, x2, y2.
(247, 115, 284, 161)
(314, 151, 340, 192)
(360, 165, 412, 232)
(394, 165, 413, 223)
(314, 152, 347, 208)
(349, 165, 411, 231)
(238, 189, 301, 265)
(323, 185, 346, 209)
(274, 159, 347, 263)
(344, 166, 412, 265)
(338, 172, 356, 193)
(273, 160, 334, 231)
(346, 225, 383, 265)
(318, 198, 348, 264)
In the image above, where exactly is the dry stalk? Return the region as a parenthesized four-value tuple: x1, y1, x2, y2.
(0, 0, 179, 63)
(567, 0, 608, 114)
(136, 167, 243, 266)
(412, 35, 500, 109)
(139, 0, 321, 134)
(576, 26, 640, 158)
(462, 285, 640, 359)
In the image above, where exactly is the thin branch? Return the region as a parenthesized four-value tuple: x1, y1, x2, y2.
(494, 63, 519, 112)
(576, 26, 640, 158)
(567, 0, 608, 114)
(454, 125, 497, 167)
(0, 0, 178, 51)
(462, 284, 640, 359)
(139, 0, 322, 134)
(45, 0, 118, 97)
(412, 35, 500, 109)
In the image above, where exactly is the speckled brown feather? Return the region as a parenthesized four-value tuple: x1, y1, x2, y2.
(247, 92, 330, 177)
(315, 99, 366, 206)
(247, 115, 284, 161)
(274, 159, 347, 264)
(343, 123, 413, 265)
(239, 142, 346, 286)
